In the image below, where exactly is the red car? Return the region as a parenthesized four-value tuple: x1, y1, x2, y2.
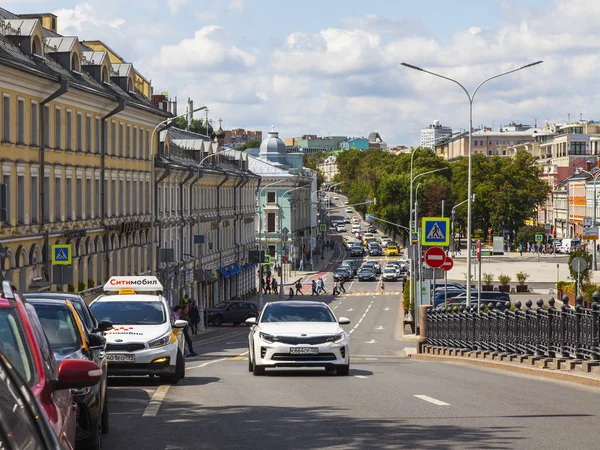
(0, 281, 101, 449)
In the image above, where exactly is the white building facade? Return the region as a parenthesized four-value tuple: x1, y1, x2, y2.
(420, 120, 453, 149)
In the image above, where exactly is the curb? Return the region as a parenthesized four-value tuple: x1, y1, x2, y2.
(410, 353, 600, 388)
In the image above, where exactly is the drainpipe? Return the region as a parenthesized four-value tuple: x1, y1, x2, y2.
(101, 98, 126, 280)
(179, 167, 195, 298)
(216, 172, 229, 302)
(39, 78, 69, 281)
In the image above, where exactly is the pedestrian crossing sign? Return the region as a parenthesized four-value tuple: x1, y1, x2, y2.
(52, 244, 72, 265)
(421, 217, 450, 247)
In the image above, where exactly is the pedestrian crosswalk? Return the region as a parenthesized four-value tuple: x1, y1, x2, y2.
(338, 292, 402, 296)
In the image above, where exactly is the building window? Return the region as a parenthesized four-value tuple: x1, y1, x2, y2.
(146, 181, 150, 213)
(133, 127, 138, 159)
(139, 128, 144, 160)
(43, 105, 50, 145)
(571, 142, 586, 155)
(3, 95, 11, 142)
(111, 121, 116, 156)
(17, 175, 25, 225)
(66, 110, 72, 150)
(85, 115, 92, 152)
(267, 213, 276, 232)
(43, 176, 50, 222)
(31, 101, 39, 146)
(54, 107, 62, 149)
(146, 129, 150, 159)
(125, 180, 130, 215)
(126, 125, 131, 158)
(77, 113, 83, 151)
(133, 180, 138, 214)
(76, 178, 83, 219)
(267, 192, 276, 203)
(95, 117, 100, 154)
(119, 123, 124, 157)
(104, 178, 108, 215)
(94, 179, 100, 218)
(65, 177, 73, 220)
(54, 177, 62, 221)
(85, 178, 91, 219)
(30, 176, 39, 224)
(2, 175, 10, 225)
(17, 99, 25, 144)
(111, 179, 116, 216)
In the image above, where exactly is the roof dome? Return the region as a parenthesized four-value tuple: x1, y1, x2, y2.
(260, 125, 285, 156)
(215, 126, 225, 139)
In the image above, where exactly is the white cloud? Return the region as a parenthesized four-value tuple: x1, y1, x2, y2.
(167, 0, 189, 14)
(54, 4, 124, 34)
(227, 0, 245, 12)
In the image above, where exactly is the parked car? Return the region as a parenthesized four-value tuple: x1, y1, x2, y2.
(433, 289, 469, 307)
(29, 298, 110, 450)
(358, 268, 376, 282)
(0, 351, 64, 450)
(207, 301, 260, 326)
(333, 267, 351, 281)
(0, 281, 102, 450)
(385, 245, 399, 256)
(368, 226, 377, 233)
(447, 291, 511, 305)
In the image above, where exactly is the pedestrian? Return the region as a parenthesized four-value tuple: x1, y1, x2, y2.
(380, 279, 385, 294)
(189, 300, 200, 335)
(271, 277, 278, 294)
(519, 244, 523, 256)
(299, 259, 304, 271)
(172, 304, 181, 320)
(265, 277, 271, 294)
(260, 276, 265, 293)
(333, 281, 340, 296)
(311, 279, 318, 296)
(339, 279, 346, 294)
(178, 304, 198, 357)
(295, 279, 304, 295)
(288, 287, 294, 300)
(318, 277, 327, 295)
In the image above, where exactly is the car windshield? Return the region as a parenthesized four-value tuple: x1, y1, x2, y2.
(261, 304, 336, 323)
(0, 309, 35, 385)
(90, 300, 166, 325)
(32, 304, 82, 354)
(213, 302, 230, 310)
(384, 268, 396, 273)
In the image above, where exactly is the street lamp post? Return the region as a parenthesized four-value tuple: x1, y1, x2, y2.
(401, 60, 543, 305)
(415, 182, 424, 320)
(257, 180, 286, 308)
(150, 105, 208, 284)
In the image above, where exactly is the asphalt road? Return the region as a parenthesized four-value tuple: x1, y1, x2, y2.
(102, 204, 600, 449)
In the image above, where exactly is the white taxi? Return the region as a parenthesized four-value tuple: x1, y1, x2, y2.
(89, 276, 188, 384)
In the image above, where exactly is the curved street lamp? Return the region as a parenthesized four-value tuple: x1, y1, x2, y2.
(401, 60, 543, 306)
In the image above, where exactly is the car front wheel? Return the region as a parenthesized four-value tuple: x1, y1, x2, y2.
(336, 364, 350, 376)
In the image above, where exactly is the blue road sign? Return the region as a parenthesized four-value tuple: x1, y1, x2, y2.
(421, 217, 450, 247)
(545, 223, 551, 230)
(52, 244, 72, 265)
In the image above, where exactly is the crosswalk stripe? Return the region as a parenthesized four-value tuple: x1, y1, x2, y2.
(339, 292, 401, 296)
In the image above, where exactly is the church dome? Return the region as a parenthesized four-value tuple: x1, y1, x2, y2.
(215, 126, 225, 139)
(259, 125, 286, 156)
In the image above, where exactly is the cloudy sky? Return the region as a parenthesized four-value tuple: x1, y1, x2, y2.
(7, 0, 599, 145)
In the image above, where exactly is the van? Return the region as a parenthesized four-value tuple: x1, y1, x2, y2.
(351, 224, 360, 233)
(559, 238, 582, 254)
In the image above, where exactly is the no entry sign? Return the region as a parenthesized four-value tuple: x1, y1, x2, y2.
(441, 256, 454, 271)
(425, 247, 446, 269)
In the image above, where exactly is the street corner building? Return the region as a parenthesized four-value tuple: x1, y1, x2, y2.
(156, 127, 260, 307)
(0, 7, 167, 293)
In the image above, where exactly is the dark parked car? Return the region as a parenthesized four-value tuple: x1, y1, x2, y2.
(368, 226, 377, 233)
(207, 301, 260, 326)
(29, 298, 110, 450)
(433, 289, 469, 307)
(446, 291, 510, 305)
(0, 351, 63, 450)
(333, 267, 351, 281)
(358, 268, 376, 282)
(24, 292, 113, 338)
(0, 281, 102, 450)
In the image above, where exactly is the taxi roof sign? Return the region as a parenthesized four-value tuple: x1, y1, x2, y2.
(104, 276, 163, 292)
(118, 289, 136, 295)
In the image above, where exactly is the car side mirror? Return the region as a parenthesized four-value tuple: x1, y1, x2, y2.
(88, 334, 106, 350)
(245, 317, 257, 326)
(54, 359, 102, 391)
(93, 320, 113, 333)
(338, 317, 351, 325)
(174, 319, 188, 329)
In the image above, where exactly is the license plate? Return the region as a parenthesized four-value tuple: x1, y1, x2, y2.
(106, 353, 135, 363)
(290, 347, 319, 355)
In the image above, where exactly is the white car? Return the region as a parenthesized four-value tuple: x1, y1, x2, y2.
(90, 276, 188, 384)
(352, 217, 359, 223)
(381, 267, 398, 281)
(336, 224, 346, 232)
(333, 195, 339, 200)
(246, 301, 351, 376)
(345, 207, 352, 213)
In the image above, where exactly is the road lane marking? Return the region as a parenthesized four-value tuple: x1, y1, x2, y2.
(365, 340, 377, 344)
(350, 357, 363, 361)
(354, 375, 368, 379)
(142, 385, 170, 417)
(375, 326, 385, 330)
(384, 307, 390, 311)
(414, 395, 450, 406)
(349, 302, 373, 334)
(364, 357, 378, 361)
(229, 352, 249, 361)
(346, 308, 354, 312)
(187, 356, 231, 370)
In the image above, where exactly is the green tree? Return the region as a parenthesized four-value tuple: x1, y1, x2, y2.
(236, 140, 261, 151)
(174, 116, 213, 135)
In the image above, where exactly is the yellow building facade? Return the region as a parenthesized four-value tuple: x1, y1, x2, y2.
(0, 9, 169, 292)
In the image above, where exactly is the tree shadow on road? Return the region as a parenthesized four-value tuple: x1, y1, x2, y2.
(129, 403, 528, 450)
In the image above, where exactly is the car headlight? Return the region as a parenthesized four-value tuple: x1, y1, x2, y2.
(149, 333, 172, 349)
(259, 332, 275, 343)
(326, 333, 345, 343)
